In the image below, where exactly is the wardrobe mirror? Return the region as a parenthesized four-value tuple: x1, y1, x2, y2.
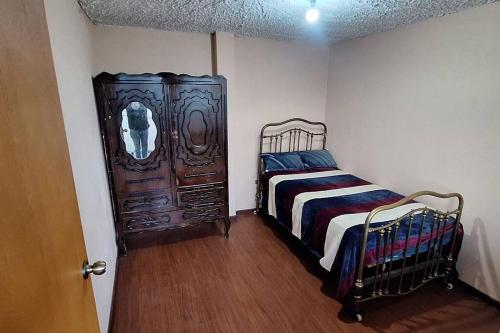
(120, 101, 157, 159)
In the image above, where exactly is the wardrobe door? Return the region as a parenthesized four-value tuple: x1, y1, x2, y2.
(95, 75, 175, 233)
(169, 79, 227, 187)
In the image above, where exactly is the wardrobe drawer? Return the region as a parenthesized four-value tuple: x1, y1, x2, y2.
(177, 184, 225, 209)
(119, 192, 173, 213)
(121, 210, 175, 233)
(181, 205, 226, 223)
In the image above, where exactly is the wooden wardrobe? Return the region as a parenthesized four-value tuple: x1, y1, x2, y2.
(93, 73, 229, 255)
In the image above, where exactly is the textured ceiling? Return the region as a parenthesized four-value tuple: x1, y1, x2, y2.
(79, 0, 495, 43)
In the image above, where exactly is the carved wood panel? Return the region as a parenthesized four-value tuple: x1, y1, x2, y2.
(171, 84, 226, 186)
(121, 193, 172, 212)
(124, 212, 172, 232)
(182, 206, 225, 223)
(106, 86, 168, 172)
(97, 79, 174, 202)
(177, 185, 225, 208)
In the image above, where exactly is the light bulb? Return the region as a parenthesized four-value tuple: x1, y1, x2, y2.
(305, 7, 319, 23)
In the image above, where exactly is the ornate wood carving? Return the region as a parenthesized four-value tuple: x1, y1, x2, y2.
(182, 206, 224, 222)
(178, 187, 224, 208)
(126, 176, 165, 184)
(94, 73, 230, 256)
(108, 88, 167, 172)
(125, 213, 171, 231)
(123, 194, 170, 212)
(184, 172, 217, 178)
(172, 89, 221, 167)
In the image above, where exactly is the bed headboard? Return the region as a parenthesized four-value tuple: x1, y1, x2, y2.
(259, 118, 327, 154)
(255, 118, 327, 211)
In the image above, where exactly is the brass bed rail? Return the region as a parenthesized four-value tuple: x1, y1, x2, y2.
(259, 117, 327, 154)
(351, 191, 464, 321)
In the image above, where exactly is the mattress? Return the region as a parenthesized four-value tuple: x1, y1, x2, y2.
(262, 168, 460, 298)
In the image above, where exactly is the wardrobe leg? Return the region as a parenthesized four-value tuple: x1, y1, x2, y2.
(224, 218, 231, 239)
(118, 236, 128, 256)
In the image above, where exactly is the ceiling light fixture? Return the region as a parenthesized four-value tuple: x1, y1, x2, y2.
(305, 0, 319, 23)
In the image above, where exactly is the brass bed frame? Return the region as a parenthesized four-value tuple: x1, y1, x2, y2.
(256, 118, 463, 322)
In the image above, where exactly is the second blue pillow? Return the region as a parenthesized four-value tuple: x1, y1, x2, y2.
(297, 150, 337, 169)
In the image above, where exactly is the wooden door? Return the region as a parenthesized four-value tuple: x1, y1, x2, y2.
(169, 77, 227, 187)
(0, 1, 100, 332)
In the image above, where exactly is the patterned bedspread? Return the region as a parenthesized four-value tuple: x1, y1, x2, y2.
(262, 168, 461, 298)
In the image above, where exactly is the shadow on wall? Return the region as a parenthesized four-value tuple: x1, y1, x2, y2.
(461, 218, 500, 299)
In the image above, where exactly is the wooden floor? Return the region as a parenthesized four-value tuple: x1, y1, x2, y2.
(111, 214, 500, 333)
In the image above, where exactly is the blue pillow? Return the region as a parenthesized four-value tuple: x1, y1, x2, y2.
(297, 150, 337, 169)
(261, 152, 305, 172)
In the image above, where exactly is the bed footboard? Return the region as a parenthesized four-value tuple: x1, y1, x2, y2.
(350, 191, 464, 322)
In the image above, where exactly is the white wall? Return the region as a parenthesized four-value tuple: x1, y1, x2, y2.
(325, 2, 500, 301)
(213, 33, 237, 213)
(42, 17, 329, 329)
(92, 26, 212, 75)
(229, 37, 330, 213)
(44, 1, 117, 332)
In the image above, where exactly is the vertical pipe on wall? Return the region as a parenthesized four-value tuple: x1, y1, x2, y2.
(211, 32, 218, 75)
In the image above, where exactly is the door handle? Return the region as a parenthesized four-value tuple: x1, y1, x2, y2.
(82, 260, 106, 279)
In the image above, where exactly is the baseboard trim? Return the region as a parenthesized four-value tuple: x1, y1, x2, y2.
(229, 209, 255, 219)
(457, 279, 500, 309)
(107, 252, 120, 333)
(235, 208, 255, 215)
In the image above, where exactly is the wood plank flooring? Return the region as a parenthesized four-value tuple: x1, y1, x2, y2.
(111, 214, 500, 332)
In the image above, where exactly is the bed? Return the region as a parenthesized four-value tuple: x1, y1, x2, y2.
(255, 118, 464, 322)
